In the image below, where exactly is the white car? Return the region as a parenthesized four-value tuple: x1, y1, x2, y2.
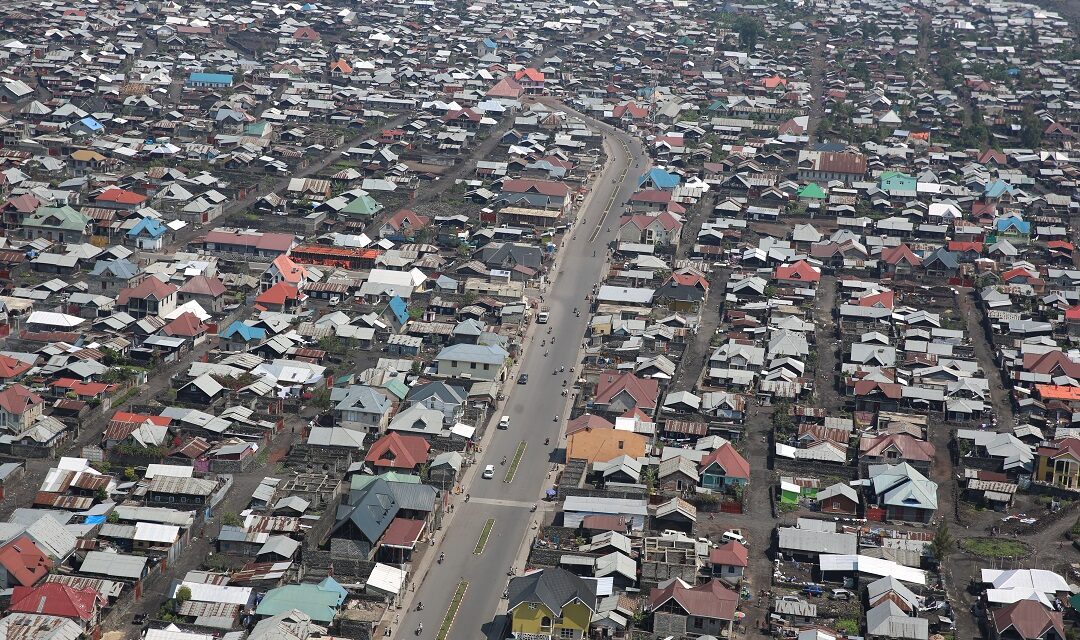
(482, 465, 495, 479)
(498, 416, 510, 429)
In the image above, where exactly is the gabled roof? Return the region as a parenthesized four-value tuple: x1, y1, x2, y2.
(116, 277, 177, 305)
(648, 578, 738, 620)
(0, 535, 52, 586)
(507, 567, 596, 617)
(9, 583, 97, 621)
(992, 599, 1064, 640)
(364, 432, 429, 469)
(0, 384, 44, 415)
(594, 371, 659, 410)
(698, 442, 750, 480)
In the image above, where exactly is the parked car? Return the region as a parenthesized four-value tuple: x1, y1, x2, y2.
(498, 416, 510, 429)
(482, 465, 495, 479)
(518, 374, 529, 384)
(829, 589, 853, 601)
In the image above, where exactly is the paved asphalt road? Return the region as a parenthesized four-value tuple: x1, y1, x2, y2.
(395, 106, 646, 640)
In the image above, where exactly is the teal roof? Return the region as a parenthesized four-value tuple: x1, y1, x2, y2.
(24, 205, 90, 232)
(351, 471, 420, 491)
(342, 193, 383, 217)
(383, 377, 409, 400)
(256, 578, 347, 622)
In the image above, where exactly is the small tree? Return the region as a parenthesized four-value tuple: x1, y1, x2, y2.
(176, 586, 192, 605)
(930, 520, 954, 561)
(221, 512, 243, 527)
(106, 511, 120, 524)
(123, 467, 137, 481)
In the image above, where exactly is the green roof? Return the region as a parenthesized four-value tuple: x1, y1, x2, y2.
(256, 578, 346, 622)
(798, 183, 826, 199)
(341, 193, 383, 217)
(383, 378, 409, 400)
(24, 205, 91, 232)
(351, 471, 420, 491)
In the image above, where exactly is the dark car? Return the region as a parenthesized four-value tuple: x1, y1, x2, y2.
(517, 374, 529, 384)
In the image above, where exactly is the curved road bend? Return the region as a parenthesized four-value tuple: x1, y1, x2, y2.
(393, 106, 647, 640)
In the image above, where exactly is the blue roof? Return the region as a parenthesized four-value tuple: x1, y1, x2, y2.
(995, 215, 1030, 234)
(188, 72, 234, 86)
(985, 179, 1015, 198)
(127, 217, 167, 238)
(79, 117, 103, 131)
(482, 38, 497, 48)
(220, 321, 266, 342)
(388, 296, 409, 325)
(638, 168, 680, 189)
(84, 515, 106, 525)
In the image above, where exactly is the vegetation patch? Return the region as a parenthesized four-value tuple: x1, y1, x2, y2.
(960, 537, 1031, 558)
(504, 441, 526, 482)
(435, 580, 469, 640)
(474, 519, 495, 555)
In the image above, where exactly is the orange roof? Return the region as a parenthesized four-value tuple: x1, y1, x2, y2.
(1036, 385, 1080, 401)
(514, 68, 545, 82)
(330, 59, 352, 74)
(774, 260, 821, 283)
(565, 428, 648, 465)
(255, 282, 300, 306)
(95, 188, 145, 205)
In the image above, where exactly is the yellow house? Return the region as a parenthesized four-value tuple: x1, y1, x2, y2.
(507, 567, 597, 640)
(1037, 437, 1080, 489)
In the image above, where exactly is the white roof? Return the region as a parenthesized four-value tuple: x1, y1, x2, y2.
(164, 300, 211, 322)
(819, 554, 926, 585)
(175, 580, 252, 605)
(27, 311, 85, 328)
(144, 464, 194, 480)
(144, 625, 215, 640)
(981, 568, 1069, 594)
(134, 522, 180, 544)
(367, 562, 407, 594)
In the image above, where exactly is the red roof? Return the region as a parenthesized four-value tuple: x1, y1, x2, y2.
(51, 378, 113, 398)
(859, 433, 935, 462)
(880, 244, 922, 266)
(947, 241, 983, 253)
(1048, 240, 1075, 251)
(0, 384, 43, 415)
(365, 432, 429, 469)
(162, 312, 208, 338)
(1065, 305, 1080, 321)
(648, 579, 738, 620)
(992, 599, 1065, 640)
(179, 275, 227, 297)
(565, 413, 614, 436)
(9, 583, 98, 621)
(1023, 350, 1080, 378)
(594, 371, 658, 411)
(0, 535, 52, 586)
(271, 254, 307, 284)
(501, 178, 570, 198)
(486, 77, 524, 98)
(387, 208, 431, 232)
(255, 282, 300, 306)
(698, 442, 750, 480)
(857, 290, 894, 309)
(667, 271, 708, 290)
(513, 68, 544, 82)
(0, 354, 31, 380)
(623, 211, 682, 231)
(612, 102, 649, 119)
(95, 188, 146, 205)
(116, 277, 178, 305)
(774, 260, 821, 283)
(708, 541, 749, 567)
(629, 189, 671, 204)
(381, 517, 426, 548)
(1002, 266, 1038, 283)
